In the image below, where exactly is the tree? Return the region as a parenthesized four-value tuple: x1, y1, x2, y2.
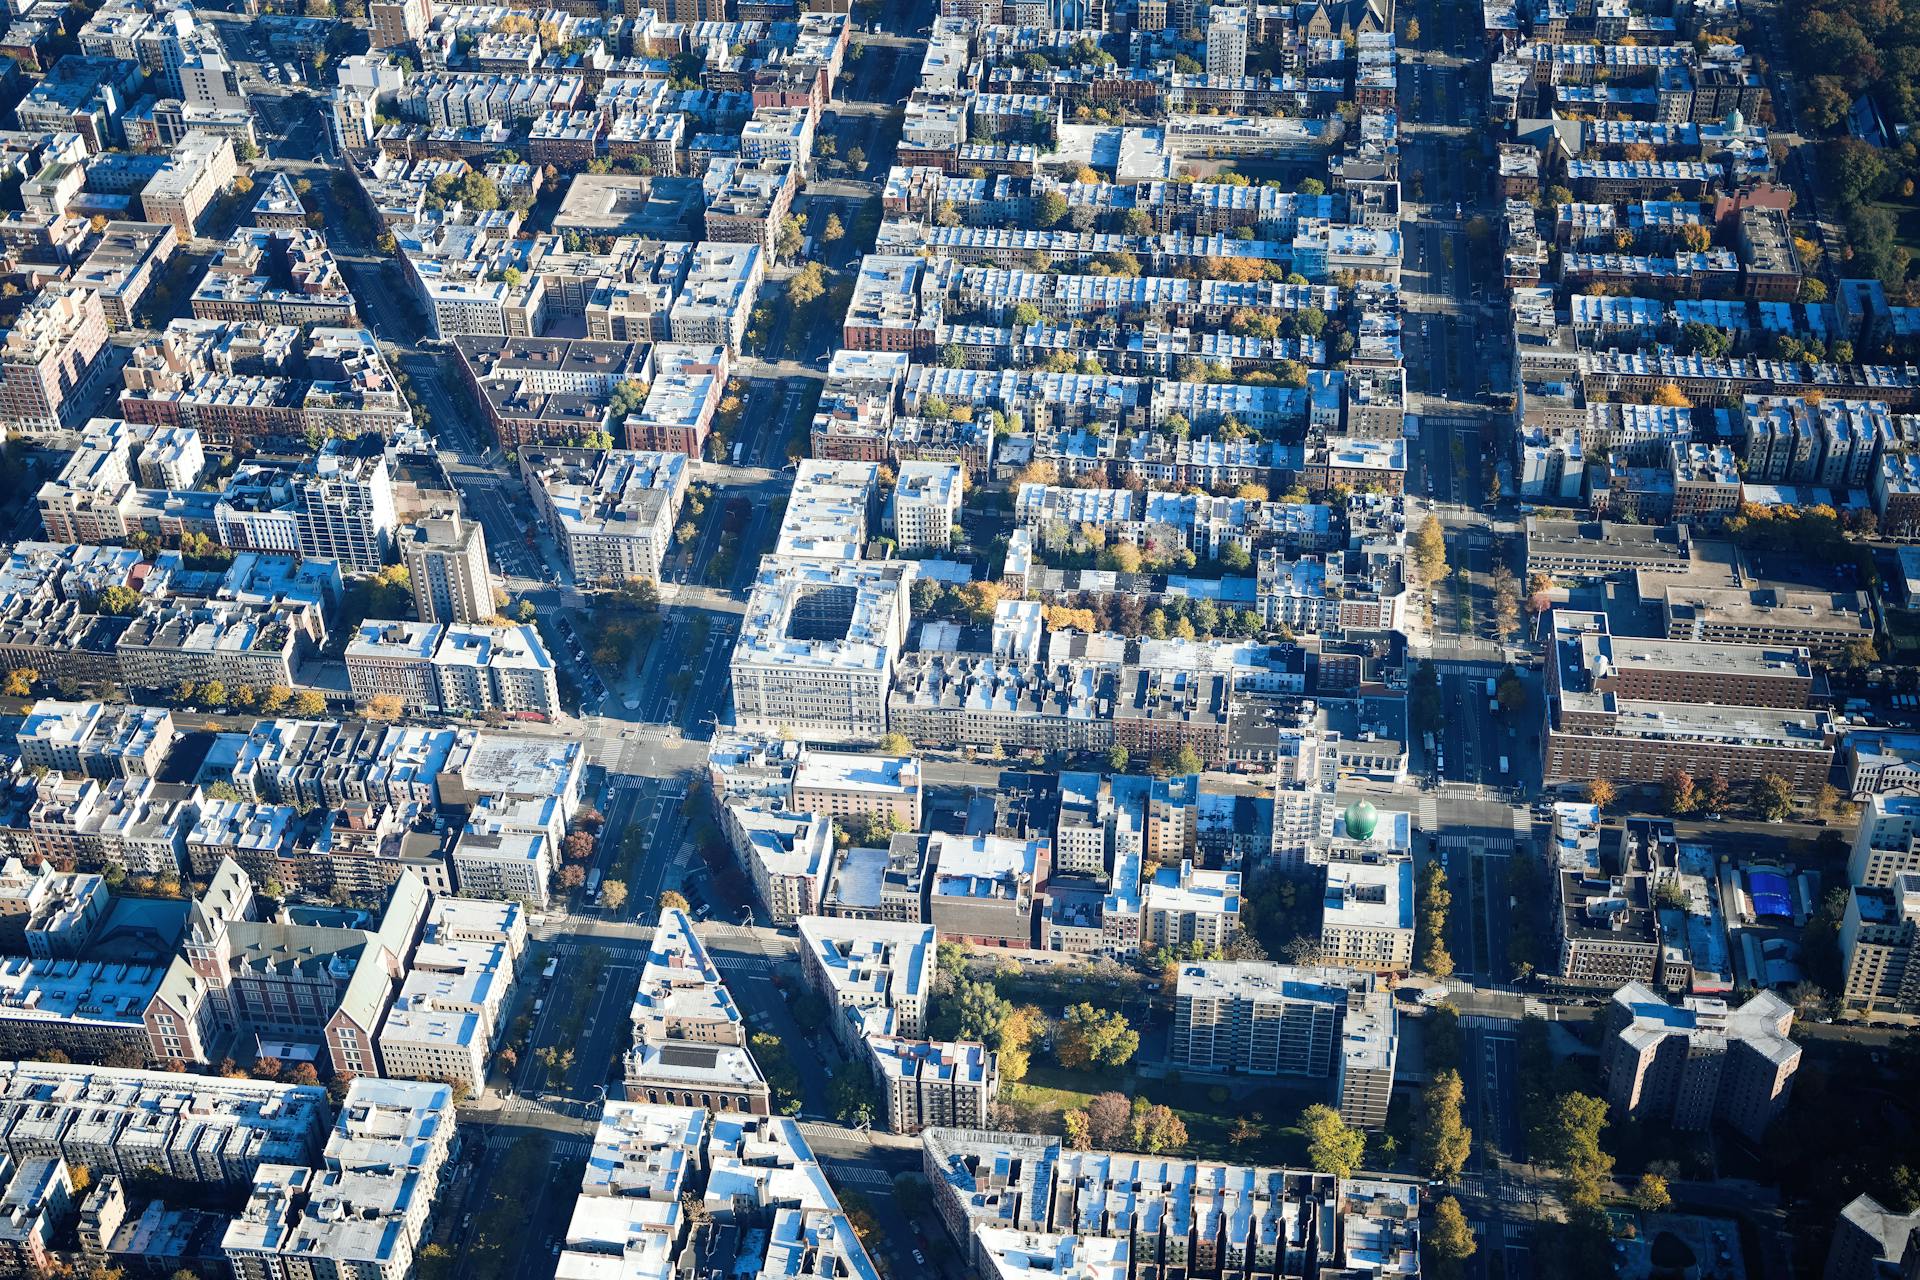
(1, 669, 34, 698)
(1585, 778, 1616, 811)
(558, 865, 586, 889)
(1403, 16, 1420, 40)
(1418, 1069, 1473, 1181)
(823, 212, 845, 242)
(365, 693, 405, 720)
(1036, 190, 1069, 227)
(1751, 773, 1794, 822)
(1632, 1171, 1671, 1213)
(1063, 1109, 1092, 1148)
(1170, 744, 1205, 776)
(1496, 672, 1527, 716)
(600, 880, 628, 911)
(1492, 564, 1521, 640)
(1105, 744, 1130, 772)
(1301, 1104, 1366, 1177)
(878, 731, 912, 756)
(460, 171, 500, 211)
(1085, 1092, 1131, 1147)
(198, 679, 228, 710)
(943, 979, 1013, 1044)
(608, 379, 648, 419)
(1056, 1003, 1139, 1069)
(1413, 514, 1448, 583)
(1526, 571, 1555, 614)
(1665, 769, 1699, 816)
(659, 890, 690, 912)
(1427, 1197, 1476, 1278)
(775, 215, 805, 260)
(292, 690, 327, 716)
(99, 584, 143, 616)
(1651, 383, 1693, 408)
(1129, 1102, 1188, 1154)
(788, 261, 827, 308)
(1419, 861, 1454, 979)
(1701, 773, 1730, 815)
(1541, 1092, 1612, 1207)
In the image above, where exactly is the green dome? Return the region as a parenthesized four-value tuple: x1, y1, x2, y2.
(1343, 799, 1379, 841)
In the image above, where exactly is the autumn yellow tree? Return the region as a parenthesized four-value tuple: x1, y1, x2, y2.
(365, 693, 405, 720)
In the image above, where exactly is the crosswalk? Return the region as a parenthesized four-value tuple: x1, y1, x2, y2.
(474, 1129, 593, 1160)
(821, 1159, 894, 1189)
(1417, 796, 1439, 831)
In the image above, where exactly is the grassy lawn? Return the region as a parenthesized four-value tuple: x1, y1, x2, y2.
(1884, 606, 1920, 657)
(1007, 1064, 1321, 1164)
(1870, 199, 1920, 255)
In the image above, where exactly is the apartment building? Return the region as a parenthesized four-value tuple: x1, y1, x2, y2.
(401, 513, 493, 625)
(190, 227, 358, 328)
(668, 240, 765, 354)
(820, 833, 931, 923)
(722, 804, 834, 925)
(790, 750, 923, 830)
(923, 1129, 1420, 1280)
(868, 1037, 998, 1135)
(17, 699, 175, 780)
(731, 559, 914, 743)
(0, 1158, 74, 1276)
(345, 619, 559, 718)
(927, 832, 1050, 948)
(1543, 610, 1835, 790)
(0, 286, 109, 433)
(143, 859, 428, 1073)
(1171, 961, 1334, 1061)
(1141, 860, 1242, 953)
(1321, 854, 1415, 972)
(140, 135, 236, 240)
(224, 1079, 456, 1280)
(1601, 981, 1800, 1141)
(1841, 872, 1920, 1015)
(521, 447, 689, 588)
(889, 460, 963, 553)
(450, 823, 552, 910)
(346, 620, 443, 707)
(377, 895, 521, 1092)
(1850, 794, 1920, 888)
(558, 1105, 880, 1280)
(0, 1062, 328, 1188)
(1828, 1194, 1920, 1280)
(214, 437, 398, 573)
(624, 908, 770, 1113)
(796, 915, 934, 1050)
(69, 220, 179, 329)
